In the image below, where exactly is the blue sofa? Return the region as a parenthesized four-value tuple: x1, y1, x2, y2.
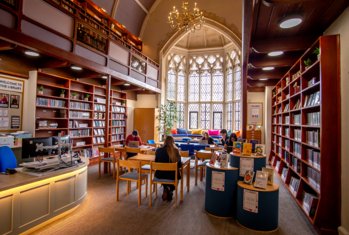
(172, 128, 222, 140)
(175, 142, 208, 156)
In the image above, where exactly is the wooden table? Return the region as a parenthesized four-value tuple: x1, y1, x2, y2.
(128, 153, 191, 202)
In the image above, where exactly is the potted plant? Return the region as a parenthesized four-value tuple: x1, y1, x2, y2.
(38, 85, 44, 95)
(71, 92, 78, 99)
(156, 100, 178, 140)
(313, 47, 320, 60)
(60, 89, 66, 98)
(84, 93, 90, 101)
(304, 58, 312, 69)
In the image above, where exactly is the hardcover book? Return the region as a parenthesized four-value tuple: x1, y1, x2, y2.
(233, 141, 243, 153)
(255, 144, 265, 155)
(254, 170, 268, 189)
(242, 143, 252, 155)
(244, 170, 255, 185)
(262, 167, 274, 185)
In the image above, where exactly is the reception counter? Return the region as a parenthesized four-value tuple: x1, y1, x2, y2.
(0, 160, 88, 234)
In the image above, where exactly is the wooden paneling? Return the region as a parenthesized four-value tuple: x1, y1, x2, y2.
(134, 108, 158, 142)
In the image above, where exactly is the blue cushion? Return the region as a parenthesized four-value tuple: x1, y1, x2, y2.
(0, 146, 17, 173)
(147, 140, 155, 144)
(177, 128, 188, 135)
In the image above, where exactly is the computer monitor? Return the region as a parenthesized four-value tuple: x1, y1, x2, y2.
(22, 137, 53, 159)
(52, 135, 71, 155)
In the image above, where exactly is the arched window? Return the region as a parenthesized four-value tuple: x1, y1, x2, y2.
(166, 49, 241, 131)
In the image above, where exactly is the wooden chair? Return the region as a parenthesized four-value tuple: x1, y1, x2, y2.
(149, 162, 178, 207)
(116, 159, 148, 207)
(195, 151, 213, 185)
(98, 147, 117, 178)
(125, 146, 141, 159)
(179, 150, 190, 157)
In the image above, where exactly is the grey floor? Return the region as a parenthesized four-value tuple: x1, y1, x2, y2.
(33, 164, 317, 235)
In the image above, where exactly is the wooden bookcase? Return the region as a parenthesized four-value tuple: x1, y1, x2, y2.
(35, 71, 127, 158)
(269, 35, 340, 233)
(108, 89, 127, 145)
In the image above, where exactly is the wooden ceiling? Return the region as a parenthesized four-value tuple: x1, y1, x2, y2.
(244, 0, 349, 91)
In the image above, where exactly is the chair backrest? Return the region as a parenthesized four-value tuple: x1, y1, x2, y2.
(98, 147, 116, 159)
(196, 151, 212, 160)
(151, 162, 177, 171)
(125, 146, 141, 153)
(118, 159, 141, 170)
(179, 150, 189, 157)
(0, 146, 17, 173)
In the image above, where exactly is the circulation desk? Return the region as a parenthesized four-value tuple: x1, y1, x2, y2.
(236, 181, 279, 231)
(0, 160, 88, 235)
(205, 163, 238, 218)
(229, 153, 266, 180)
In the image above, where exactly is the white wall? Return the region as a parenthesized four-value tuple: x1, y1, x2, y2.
(325, 6, 349, 235)
(247, 91, 265, 143)
(264, 87, 273, 157)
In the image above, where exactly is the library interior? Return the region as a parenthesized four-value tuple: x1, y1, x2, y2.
(0, 0, 348, 235)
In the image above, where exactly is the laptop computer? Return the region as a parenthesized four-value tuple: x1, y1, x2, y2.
(128, 141, 140, 148)
(199, 139, 208, 145)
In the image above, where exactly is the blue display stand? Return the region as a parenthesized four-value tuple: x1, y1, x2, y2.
(229, 153, 266, 180)
(205, 163, 238, 217)
(236, 181, 279, 231)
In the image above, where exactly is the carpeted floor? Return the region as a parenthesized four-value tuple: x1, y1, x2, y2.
(33, 165, 317, 235)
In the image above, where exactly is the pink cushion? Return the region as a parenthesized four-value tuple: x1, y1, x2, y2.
(208, 129, 220, 136)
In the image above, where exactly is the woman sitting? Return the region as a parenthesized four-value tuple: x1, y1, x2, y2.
(155, 136, 182, 201)
(226, 132, 238, 146)
(201, 131, 214, 145)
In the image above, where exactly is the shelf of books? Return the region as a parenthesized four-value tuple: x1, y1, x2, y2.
(109, 89, 126, 146)
(35, 72, 128, 159)
(269, 35, 341, 233)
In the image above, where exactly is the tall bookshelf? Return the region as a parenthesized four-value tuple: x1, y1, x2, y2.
(109, 89, 127, 145)
(34, 71, 127, 159)
(269, 35, 340, 233)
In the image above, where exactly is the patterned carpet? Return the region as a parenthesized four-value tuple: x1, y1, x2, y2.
(33, 164, 317, 235)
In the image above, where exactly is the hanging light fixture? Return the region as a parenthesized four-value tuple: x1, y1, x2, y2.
(168, 1, 204, 32)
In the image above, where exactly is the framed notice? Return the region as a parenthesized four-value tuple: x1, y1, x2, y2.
(247, 103, 263, 125)
(0, 74, 24, 131)
(243, 189, 259, 213)
(211, 171, 225, 191)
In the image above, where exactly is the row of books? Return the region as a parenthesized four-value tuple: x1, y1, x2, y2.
(111, 120, 126, 127)
(76, 147, 93, 158)
(94, 120, 105, 127)
(69, 129, 91, 137)
(289, 176, 301, 196)
(70, 101, 91, 110)
(306, 149, 320, 170)
(94, 112, 106, 119)
(293, 99, 301, 110)
(293, 143, 301, 158)
(307, 112, 320, 126)
(293, 113, 301, 125)
(285, 139, 290, 151)
(111, 100, 123, 106)
(291, 156, 301, 173)
(111, 134, 125, 142)
(307, 167, 321, 191)
(281, 167, 289, 182)
(69, 111, 91, 119)
(94, 104, 106, 112)
(291, 71, 301, 81)
(94, 97, 106, 104)
(111, 127, 125, 134)
(111, 113, 125, 119)
(304, 91, 320, 107)
(93, 136, 105, 144)
(111, 106, 126, 113)
(285, 116, 290, 124)
(294, 129, 301, 141)
(69, 120, 89, 128)
(307, 77, 318, 87)
(306, 130, 320, 147)
(285, 128, 290, 137)
(93, 128, 105, 136)
(36, 98, 66, 108)
(302, 191, 318, 217)
(284, 103, 289, 112)
(292, 82, 300, 94)
(284, 151, 290, 163)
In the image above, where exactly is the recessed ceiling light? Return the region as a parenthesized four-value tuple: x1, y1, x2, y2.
(124, 83, 130, 86)
(268, 51, 284, 57)
(279, 17, 302, 29)
(262, 67, 275, 71)
(101, 75, 108, 79)
(259, 78, 268, 81)
(71, 65, 83, 71)
(24, 50, 40, 57)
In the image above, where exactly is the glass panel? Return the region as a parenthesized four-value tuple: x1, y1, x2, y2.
(188, 72, 200, 102)
(213, 112, 222, 130)
(167, 69, 176, 100)
(200, 71, 211, 102)
(234, 102, 241, 131)
(200, 103, 210, 130)
(177, 71, 186, 102)
(226, 68, 233, 101)
(177, 103, 185, 128)
(234, 66, 241, 100)
(189, 111, 198, 129)
(212, 71, 224, 101)
(226, 103, 233, 131)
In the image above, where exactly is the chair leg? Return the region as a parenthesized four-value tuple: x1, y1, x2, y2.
(145, 178, 148, 197)
(149, 182, 152, 208)
(116, 179, 119, 201)
(195, 159, 198, 186)
(127, 181, 131, 195)
(98, 162, 101, 178)
(200, 168, 203, 182)
(138, 181, 141, 207)
(113, 162, 116, 179)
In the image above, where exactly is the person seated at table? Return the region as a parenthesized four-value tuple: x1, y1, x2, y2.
(219, 129, 228, 146)
(226, 132, 238, 146)
(125, 130, 143, 159)
(155, 135, 182, 201)
(200, 131, 214, 145)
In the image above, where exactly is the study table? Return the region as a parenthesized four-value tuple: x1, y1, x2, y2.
(128, 153, 191, 202)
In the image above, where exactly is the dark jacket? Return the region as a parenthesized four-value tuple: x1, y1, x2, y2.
(202, 136, 214, 145)
(155, 146, 182, 180)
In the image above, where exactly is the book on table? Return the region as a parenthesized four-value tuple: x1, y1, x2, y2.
(242, 143, 252, 155)
(254, 170, 268, 189)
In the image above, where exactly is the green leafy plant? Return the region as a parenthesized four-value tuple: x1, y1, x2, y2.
(71, 92, 78, 98)
(304, 58, 312, 67)
(156, 100, 178, 136)
(313, 47, 320, 56)
(85, 94, 90, 99)
(60, 89, 66, 95)
(38, 85, 44, 91)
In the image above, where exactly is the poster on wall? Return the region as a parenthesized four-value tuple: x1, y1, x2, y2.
(247, 103, 263, 125)
(0, 74, 23, 131)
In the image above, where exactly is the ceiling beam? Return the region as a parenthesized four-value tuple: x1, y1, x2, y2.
(39, 59, 69, 69)
(248, 54, 299, 68)
(0, 41, 15, 51)
(251, 35, 316, 53)
(111, 80, 126, 86)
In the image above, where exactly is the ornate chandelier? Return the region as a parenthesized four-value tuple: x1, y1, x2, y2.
(168, 1, 204, 32)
